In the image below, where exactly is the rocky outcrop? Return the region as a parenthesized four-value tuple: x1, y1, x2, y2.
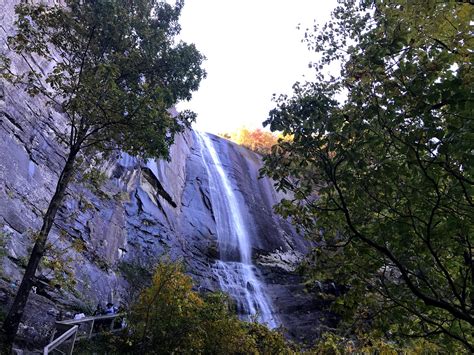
(0, 0, 332, 347)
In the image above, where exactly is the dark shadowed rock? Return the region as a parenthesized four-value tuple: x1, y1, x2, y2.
(0, 0, 328, 346)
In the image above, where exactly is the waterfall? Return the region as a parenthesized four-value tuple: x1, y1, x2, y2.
(195, 131, 278, 328)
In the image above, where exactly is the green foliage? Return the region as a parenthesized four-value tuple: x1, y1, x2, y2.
(5, 189, 14, 199)
(0, 229, 14, 279)
(309, 332, 440, 354)
(0, 229, 10, 260)
(73, 261, 447, 354)
(117, 260, 154, 305)
(195, 292, 257, 354)
(125, 261, 205, 353)
(35, 230, 89, 290)
(74, 332, 120, 354)
(97, 261, 295, 354)
(118, 260, 153, 288)
(80, 167, 108, 191)
(16, 256, 28, 269)
(244, 321, 296, 354)
(1, 0, 205, 159)
(263, 0, 473, 351)
(0, 0, 205, 340)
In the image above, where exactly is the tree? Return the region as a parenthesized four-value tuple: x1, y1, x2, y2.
(127, 261, 205, 353)
(97, 261, 294, 354)
(0, 0, 205, 344)
(218, 127, 282, 155)
(262, 0, 473, 351)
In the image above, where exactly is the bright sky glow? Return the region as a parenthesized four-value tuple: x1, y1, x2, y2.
(176, 1, 337, 134)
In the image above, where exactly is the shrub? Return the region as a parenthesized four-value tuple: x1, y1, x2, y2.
(113, 261, 296, 354)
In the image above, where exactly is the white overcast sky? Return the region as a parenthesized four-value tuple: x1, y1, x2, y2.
(176, 1, 337, 134)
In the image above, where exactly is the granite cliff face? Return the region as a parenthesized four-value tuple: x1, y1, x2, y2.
(0, 0, 333, 346)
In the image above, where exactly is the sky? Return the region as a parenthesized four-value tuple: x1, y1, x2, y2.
(176, 1, 337, 134)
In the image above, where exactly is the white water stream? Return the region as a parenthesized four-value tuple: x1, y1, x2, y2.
(195, 131, 278, 328)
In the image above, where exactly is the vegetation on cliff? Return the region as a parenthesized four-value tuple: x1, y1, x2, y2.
(75, 261, 295, 354)
(0, 0, 472, 352)
(0, 0, 205, 345)
(76, 261, 443, 354)
(263, 0, 473, 351)
(218, 127, 281, 155)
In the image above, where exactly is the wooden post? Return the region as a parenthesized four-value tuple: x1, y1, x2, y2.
(89, 319, 95, 339)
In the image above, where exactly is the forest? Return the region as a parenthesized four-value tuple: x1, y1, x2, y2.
(0, 0, 472, 353)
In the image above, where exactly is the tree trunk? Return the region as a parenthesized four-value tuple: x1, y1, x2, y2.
(1, 146, 79, 348)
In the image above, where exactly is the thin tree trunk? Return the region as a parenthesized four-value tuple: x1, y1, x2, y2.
(1, 146, 79, 348)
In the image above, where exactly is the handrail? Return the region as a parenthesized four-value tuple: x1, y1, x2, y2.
(43, 325, 78, 355)
(56, 313, 121, 326)
(52, 313, 124, 341)
(44, 313, 125, 354)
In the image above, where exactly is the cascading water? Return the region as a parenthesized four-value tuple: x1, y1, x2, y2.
(195, 131, 279, 328)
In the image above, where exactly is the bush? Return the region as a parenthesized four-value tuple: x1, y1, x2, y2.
(74, 261, 442, 354)
(101, 261, 296, 354)
(309, 332, 441, 354)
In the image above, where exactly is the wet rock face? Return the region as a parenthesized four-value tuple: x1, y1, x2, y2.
(0, 0, 325, 345)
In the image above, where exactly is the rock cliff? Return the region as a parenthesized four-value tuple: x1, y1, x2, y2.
(0, 0, 333, 346)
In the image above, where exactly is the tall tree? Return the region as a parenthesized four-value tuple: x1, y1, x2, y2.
(262, 0, 473, 351)
(0, 0, 205, 345)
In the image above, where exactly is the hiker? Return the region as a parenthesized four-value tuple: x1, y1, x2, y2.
(93, 303, 105, 316)
(105, 302, 117, 315)
(73, 312, 85, 320)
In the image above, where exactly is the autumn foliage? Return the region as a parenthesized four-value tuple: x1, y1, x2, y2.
(104, 261, 295, 354)
(219, 127, 287, 155)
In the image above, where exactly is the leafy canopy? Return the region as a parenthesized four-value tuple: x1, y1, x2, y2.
(2, 0, 206, 158)
(0, 0, 205, 344)
(109, 261, 295, 354)
(79, 261, 439, 354)
(263, 0, 473, 351)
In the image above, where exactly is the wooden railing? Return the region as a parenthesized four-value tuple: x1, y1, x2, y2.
(43, 325, 78, 355)
(44, 314, 124, 354)
(54, 314, 124, 340)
